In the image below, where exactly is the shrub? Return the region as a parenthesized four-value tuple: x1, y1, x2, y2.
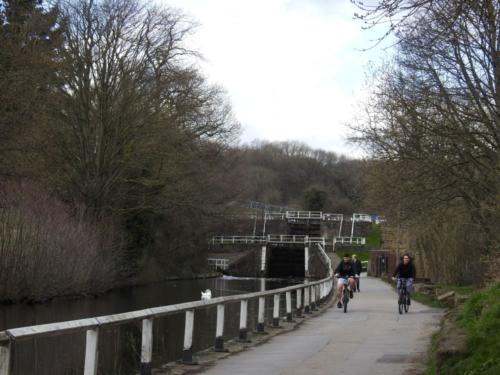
(0, 182, 118, 302)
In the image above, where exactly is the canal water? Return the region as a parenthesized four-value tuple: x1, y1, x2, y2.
(0, 276, 301, 375)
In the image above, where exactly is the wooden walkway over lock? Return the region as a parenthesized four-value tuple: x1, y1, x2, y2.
(0, 277, 334, 375)
(259, 211, 372, 223)
(210, 235, 366, 247)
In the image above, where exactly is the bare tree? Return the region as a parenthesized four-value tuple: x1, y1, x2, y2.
(50, 0, 238, 214)
(352, 0, 500, 281)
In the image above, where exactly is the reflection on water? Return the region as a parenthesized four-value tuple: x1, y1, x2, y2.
(0, 276, 301, 375)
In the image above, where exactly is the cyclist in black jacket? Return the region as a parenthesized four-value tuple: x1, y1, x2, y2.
(392, 254, 416, 304)
(334, 254, 357, 308)
(352, 254, 362, 292)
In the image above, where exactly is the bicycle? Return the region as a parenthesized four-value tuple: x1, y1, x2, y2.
(396, 277, 410, 314)
(339, 277, 352, 313)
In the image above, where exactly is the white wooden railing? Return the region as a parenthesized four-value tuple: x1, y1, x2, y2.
(211, 235, 327, 246)
(322, 213, 344, 221)
(211, 236, 268, 244)
(333, 236, 366, 245)
(226, 211, 375, 223)
(0, 276, 334, 375)
(285, 211, 323, 220)
(207, 258, 230, 270)
(352, 213, 372, 222)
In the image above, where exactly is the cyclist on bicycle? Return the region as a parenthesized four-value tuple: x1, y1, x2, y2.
(352, 254, 362, 292)
(392, 254, 416, 304)
(334, 253, 357, 308)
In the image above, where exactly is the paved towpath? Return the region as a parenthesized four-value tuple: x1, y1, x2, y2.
(201, 276, 443, 375)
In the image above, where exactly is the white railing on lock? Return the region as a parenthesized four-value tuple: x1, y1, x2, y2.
(211, 236, 267, 244)
(333, 236, 366, 245)
(308, 237, 326, 246)
(264, 212, 286, 220)
(352, 213, 372, 222)
(285, 211, 323, 220)
(267, 234, 307, 243)
(322, 213, 343, 221)
(207, 258, 229, 270)
(0, 276, 335, 375)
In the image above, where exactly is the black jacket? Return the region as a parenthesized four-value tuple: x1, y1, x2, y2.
(353, 259, 362, 275)
(334, 260, 356, 278)
(393, 262, 416, 279)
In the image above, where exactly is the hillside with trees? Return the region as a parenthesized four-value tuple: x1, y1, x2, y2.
(228, 141, 364, 213)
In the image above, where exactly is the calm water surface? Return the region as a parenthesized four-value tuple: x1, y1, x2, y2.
(0, 276, 300, 375)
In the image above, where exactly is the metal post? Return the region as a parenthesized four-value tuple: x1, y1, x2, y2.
(338, 214, 344, 236)
(257, 296, 266, 332)
(215, 304, 225, 351)
(273, 294, 281, 327)
(239, 300, 249, 341)
(286, 291, 293, 322)
(140, 318, 153, 375)
(296, 288, 303, 317)
(84, 328, 99, 375)
(182, 310, 196, 364)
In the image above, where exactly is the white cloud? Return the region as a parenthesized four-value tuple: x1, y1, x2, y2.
(161, 0, 388, 157)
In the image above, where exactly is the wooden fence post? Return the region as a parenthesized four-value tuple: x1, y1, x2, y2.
(296, 288, 303, 317)
(257, 297, 266, 332)
(273, 294, 281, 327)
(140, 318, 153, 375)
(215, 304, 225, 351)
(286, 291, 293, 322)
(182, 310, 196, 364)
(239, 300, 249, 341)
(83, 328, 99, 375)
(0, 338, 11, 375)
(304, 286, 311, 314)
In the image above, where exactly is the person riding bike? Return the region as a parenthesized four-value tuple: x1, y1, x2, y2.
(334, 253, 357, 308)
(351, 254, 362, 292)
(392, 254, 416, 305)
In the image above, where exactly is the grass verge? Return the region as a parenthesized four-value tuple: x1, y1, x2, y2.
(425, 282, 500, 375)
(411, 291, 447, 309)
(424, 332, 441, 375)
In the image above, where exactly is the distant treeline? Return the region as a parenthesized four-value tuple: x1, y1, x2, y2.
(228, 141, 364, 213)
(0, 1, 363, 302)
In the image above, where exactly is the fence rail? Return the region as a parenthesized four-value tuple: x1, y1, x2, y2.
(211, 236, 268, 244)
(0, 276, 334, 375)
(285, 211, 323, 220)
(211, 235, 328, 246)
(333, 236, 366, 245)
(207, 258, 229, 270)
(222, 211, 374, 223)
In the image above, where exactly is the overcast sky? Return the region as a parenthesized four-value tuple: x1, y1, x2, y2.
(162, 0, 389, 157)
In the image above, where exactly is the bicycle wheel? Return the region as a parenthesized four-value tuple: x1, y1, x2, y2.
(404, 294, 409, 313)
(343, 290, 349, 313)
(398, 290, 403, 315)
